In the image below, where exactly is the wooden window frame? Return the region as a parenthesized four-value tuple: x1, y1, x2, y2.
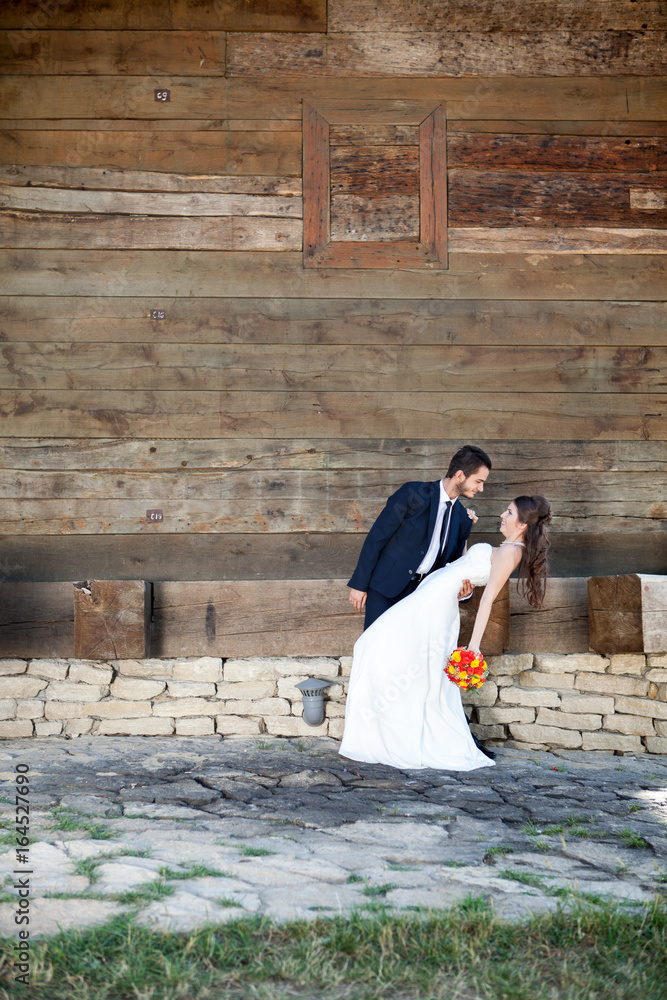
(303, 100, 447, 269)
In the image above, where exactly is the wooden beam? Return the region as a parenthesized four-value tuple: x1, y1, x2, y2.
(73, 580, 151, 659)
(588, 574, 667, 654)
(1, 297, 663, 346)
(459, 580, 509, 656)
(0, 582, 73, 657)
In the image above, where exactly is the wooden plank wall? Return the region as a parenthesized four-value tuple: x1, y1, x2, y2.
(0, 0, 665, 618)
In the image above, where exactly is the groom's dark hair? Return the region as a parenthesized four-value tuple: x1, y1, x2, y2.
(447, 445, 492, 478)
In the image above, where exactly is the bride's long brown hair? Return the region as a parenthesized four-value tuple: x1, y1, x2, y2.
(513, 495, 551, 609)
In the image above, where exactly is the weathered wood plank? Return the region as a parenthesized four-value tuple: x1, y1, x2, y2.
(328, 1, 667, 32)
(0, 499, 662, 536)
(0, 165, 302, 194)
(1, 345, 663, 393)
(74, 580, 150, 659)
(0, 390, 663, 440)
(508, 577, 589, 655)
(3, 251, 665, 300)
(0, 188, 302, 217)
(152, 579, 362, 658)
(0, 212, 302, 251)
(1, 297, 663, 346)
(2, 439, 664, 474)
(0, 130, 302, 175)
(459, 580, 509, 656)
(0, 30, 225, 75)
(447, 134, 667, 171)
(631, 189, 667, 211)
(0, 120, 303, 133)
(2, 469, 663, 506)
(449, 228, 667, 254)
(226, 31, 667, 77)
(0, 582, 74, 657)
(1, 76, 664, 122)
(448, 121, 667, 137)
(330, 145, 420, 195)
(1, 533, 664, 584)
(449, 171, 667, 228)
(0, 0, 326, 30)
(330, 125, 420, 146)
(330, 195, 419, 241)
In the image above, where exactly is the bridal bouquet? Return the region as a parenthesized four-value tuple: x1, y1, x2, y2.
(445, 647, 487, 689)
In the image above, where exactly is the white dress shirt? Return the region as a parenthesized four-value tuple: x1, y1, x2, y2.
(416, 481, 456, 575)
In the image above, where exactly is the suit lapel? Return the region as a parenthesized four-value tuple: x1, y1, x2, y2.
(426, 481, 441, 542)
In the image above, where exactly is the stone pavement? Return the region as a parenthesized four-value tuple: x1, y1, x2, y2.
(0, 735, 666, 937)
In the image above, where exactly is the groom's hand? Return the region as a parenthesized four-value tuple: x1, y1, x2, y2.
(349, 588, 367, 613)
(457, 579, 474, 600)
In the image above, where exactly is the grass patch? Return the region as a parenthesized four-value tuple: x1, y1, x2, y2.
(362, 882, 397, 897)
(618, 829, 651, 850)
(239, 846, 276, 857)
(388, 864, 420, 871)
(114, 880, 175, 906)
(442, 860, 468, 868)
(2, 897, 665, 999)
(49, 807, 114, 840)
(500, 869, 547, 889)
(523, 814, 597, 840)
(347, 873, 363, 883)
(483, 843, 515, 863)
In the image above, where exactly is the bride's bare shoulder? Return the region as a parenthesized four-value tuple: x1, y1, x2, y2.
(489, 542, 523, 567)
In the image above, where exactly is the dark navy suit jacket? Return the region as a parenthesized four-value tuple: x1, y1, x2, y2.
(347, 480, 473, 599)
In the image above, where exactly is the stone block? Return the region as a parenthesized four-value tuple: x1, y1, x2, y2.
(602, 714, 655, 737)
(0, 720, 33, 738)
(495, 675, 516, 687)
(166, 681, 217, 699)
(172, 657, 223, 683)
(69, 661, 114, 685)
(499, 687, 561, 707)
(152, 698, 219, 718)
(110, 676, 166, 701)
(647, 653, 667, 668)
(328, 718, 345, 739)
(477, 706, 535, 725)
(613, 695, 667, 720)
(646, 669, 667, 682)
(469, 723, 506, 740)
(534, 653, 608, 674)
(0, 675, 47, 699)
(520, 671, 574, 690)
(86, 700, 152, 719)
(35, 720, 63, 736)
(264, 716, 328, 737)
(44, 700, 89, 720)
(66, 718, 94, 737)
(581, 732, 644, 752)
(97, 717, 175, 736)
(486, 653, 533, 675)
(608, 654, 646, 676)
(559, 694, 616, 715)
(323, 701, 346, 718)
(217, 680, 276, 700)
(27, 658, 69, 681)
(655, 720, 667, 737)
(574, 673, 649, 698)
(646, 736, 667, 753)
(459, 681, 498, 707)
(175, 717, 215, 736)
(536, 707, 601, 731)
(223, 657, 340, 683)
(339, 656, 353, 677)
(0, 660, 27, 675)
(114, 658, 174, 679)
(508, 723, 582, 748)
(45, 681, 107, 702)
(215, 715, 263, 735)
(504, 738, 549, 752)
(216, 698, 291, 717)
(0, 700, 17, 720)
(16, 699, 44, 719)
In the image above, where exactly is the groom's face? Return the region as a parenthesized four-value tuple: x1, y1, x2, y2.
(456, 465, 489, 498)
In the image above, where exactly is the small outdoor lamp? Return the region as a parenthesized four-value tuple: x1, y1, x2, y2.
(295, 677, 333, 727)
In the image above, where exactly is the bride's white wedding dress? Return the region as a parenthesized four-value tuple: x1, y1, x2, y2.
(339, 542, 495, 771)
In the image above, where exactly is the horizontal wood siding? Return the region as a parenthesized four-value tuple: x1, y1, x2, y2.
(0, 1, 664, 618)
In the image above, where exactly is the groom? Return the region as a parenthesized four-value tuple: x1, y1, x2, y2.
(348, 445, 492, 629)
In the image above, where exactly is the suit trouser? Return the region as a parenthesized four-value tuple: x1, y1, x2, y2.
(363, 577, 420, 630)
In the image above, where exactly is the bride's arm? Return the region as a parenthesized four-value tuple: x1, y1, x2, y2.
(468, 547, 520, 652)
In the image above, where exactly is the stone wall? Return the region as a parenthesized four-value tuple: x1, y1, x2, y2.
(1, 652, 666, 753)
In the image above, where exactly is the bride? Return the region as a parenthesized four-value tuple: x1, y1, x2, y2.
(339, 495, 551, 771)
